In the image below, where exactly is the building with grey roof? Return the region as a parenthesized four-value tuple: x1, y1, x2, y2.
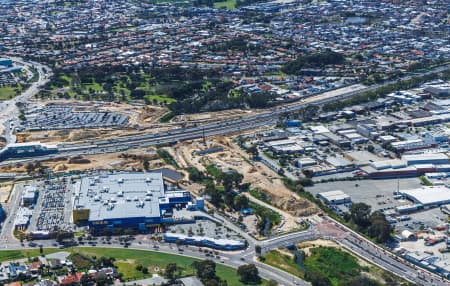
(73, 172, 191, 232)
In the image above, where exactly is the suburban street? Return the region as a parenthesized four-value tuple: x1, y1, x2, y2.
(1, 212, 448, 286)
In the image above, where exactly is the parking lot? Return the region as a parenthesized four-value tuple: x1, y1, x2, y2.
(167, 218, 242, 241)
(20, 104, 128, 131)
(28, 178, 73, 232)
(306, 178, 423, 213)
(395, 208, 448, 232)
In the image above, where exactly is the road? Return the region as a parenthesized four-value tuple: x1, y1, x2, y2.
(1, 211, 449, 285)
(0, 58, 52, 144)
(1, 63, 449, 165)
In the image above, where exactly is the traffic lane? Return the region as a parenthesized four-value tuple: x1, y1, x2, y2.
(340, 238, 448, 286)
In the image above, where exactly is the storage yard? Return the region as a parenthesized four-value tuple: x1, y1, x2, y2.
(20, 104, 129, 131)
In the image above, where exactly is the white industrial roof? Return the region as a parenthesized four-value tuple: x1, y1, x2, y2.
(319, 190, 350, 201)
(74, 172, 166, 221)
(402, 153, 449, 163)
(401, 186, 450, 205)
(164, 233, 245, 247)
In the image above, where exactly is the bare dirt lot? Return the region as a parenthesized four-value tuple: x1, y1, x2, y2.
(0, 148, 167, 174)
(170, 136, 319, 220)
(0, 182, 13, 203)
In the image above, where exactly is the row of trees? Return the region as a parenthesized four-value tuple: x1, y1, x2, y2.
(347, 203, 391, 243)
(165, 260, 261, 285)
(282, 51, 345, 75)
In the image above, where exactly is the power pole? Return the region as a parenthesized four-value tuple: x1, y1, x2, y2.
(202, 127, 206, 147)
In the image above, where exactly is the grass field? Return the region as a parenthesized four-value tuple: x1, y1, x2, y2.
(0, 248, 60, 261)
(0, 247, 260, 286)
(305, 247, 364, 285)
(263, 246, 382, 286)
(214, 0, 236, 9)
(0, 86, 18, 100)
(145, 94, 177, 104)
(264, 250, 303, 278)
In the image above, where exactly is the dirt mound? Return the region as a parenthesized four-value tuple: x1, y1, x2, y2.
(53, 163, 68, 171)
(67, 130, 101, 141)
(53, 129, 71, 137)
(68, 156, 91, 164)
(273, 195, 319, 217)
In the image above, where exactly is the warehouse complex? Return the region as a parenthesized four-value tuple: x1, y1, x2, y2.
(72, 172, 192, 232)
(400, 186, 450, 207)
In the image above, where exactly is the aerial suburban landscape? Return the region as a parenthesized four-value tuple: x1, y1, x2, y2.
(0, 0, 449, 285)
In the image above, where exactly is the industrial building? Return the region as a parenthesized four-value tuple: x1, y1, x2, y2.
(72, 172, 192, 232)
(402, 153, 449, 166)
(317, 190, 351, 205)
(22, 186, 38, 206)
(400, 186, 450, 207)
(163, 233, 246, 250)
(0, 142, 58, 161)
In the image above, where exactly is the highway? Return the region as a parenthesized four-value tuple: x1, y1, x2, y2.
(1, 62, 450, 284)
(1, 63, 449, 166)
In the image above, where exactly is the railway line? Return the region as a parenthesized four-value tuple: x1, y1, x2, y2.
(1, 63, 450, 166)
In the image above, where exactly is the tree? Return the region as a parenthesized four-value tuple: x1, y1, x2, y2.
(247, 144, 258, 159)
(80, 274, 91, 286)
(223, 192, 235, 209)
(165, 263, 178, 281)
(346, 275, 380, 286)
(305, 271, 332, 286)
(191, 260, 217, 280)
(302, 169, 314, 178)
(237, 264, 260, 284)
(143, 160, 150, 171)
(233, 195, 249, 211)
(267, 280, 278, 286)
(255, 245, 262, 256)
(349, 203, 371, 229)
(368, 211, 391, 243)
(188, 167, 205, 182)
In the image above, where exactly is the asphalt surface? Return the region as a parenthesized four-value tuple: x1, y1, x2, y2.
(1, 63, 450, 166)
(0, 58, 52, 144)
(1, 62, 450, 284)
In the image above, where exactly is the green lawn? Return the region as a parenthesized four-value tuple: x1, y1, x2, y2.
(83, 82, 103, 92)
(0, 86, 18, 100)
(145, 94, 177, 104)
(214, 0, 236, 9)
(72, 248, 258, 286)
(0, 248, 60, 261)
(264, 250, 303, 278)
(0, 248, 259, 286)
